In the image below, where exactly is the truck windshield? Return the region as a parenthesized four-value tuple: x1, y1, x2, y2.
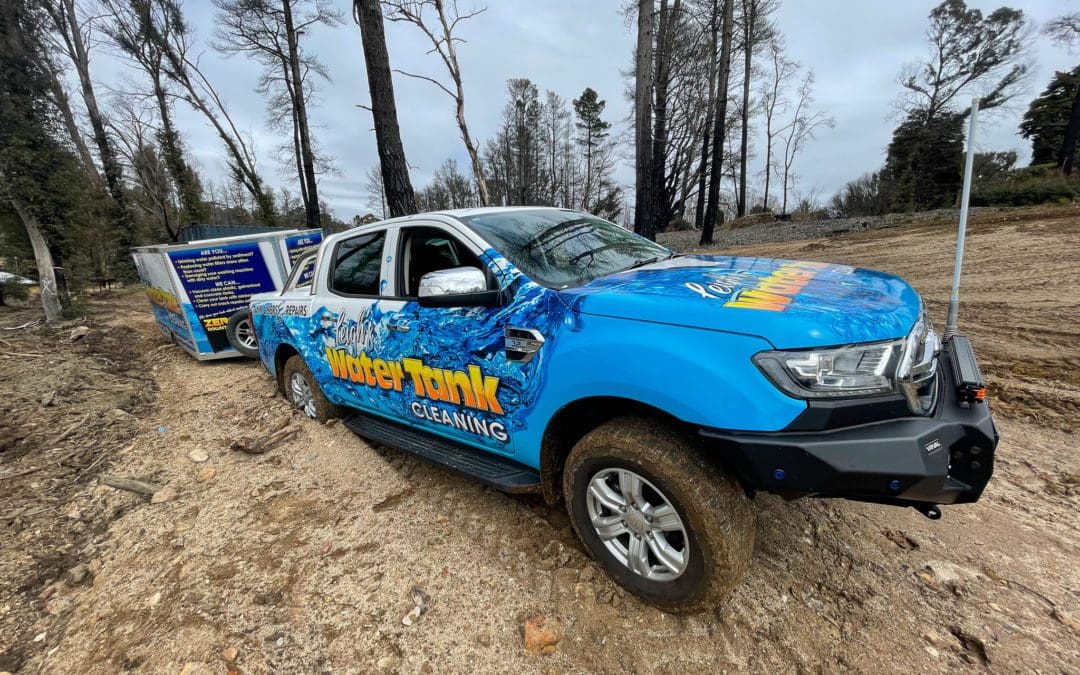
(461, 210, 672, 289)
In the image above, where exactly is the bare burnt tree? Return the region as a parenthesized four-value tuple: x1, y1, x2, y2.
(759, 37, 796, 210)
(109, 97, 182, 241)
(382, 0, 490, 206)
(103, 0, 207, 228)
(542, 90, 570, 206)
(692, 0, 719, 230)
(353, 0, 417, 217)
(139, 1, 277, 225)
(778, 71, 833, 214)
(643, 0, 683, 240)
(213, 0, 343, 230)
(735, 0, 777, 217)
(44, 0, 135, 245)
(699, 0, 734, 245)
(362, 165, 388, 218)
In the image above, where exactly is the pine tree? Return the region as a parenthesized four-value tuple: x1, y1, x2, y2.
(883, 110, 966, 211)
(1020, 66, 1080, 167)
(573, 88, 612, 212)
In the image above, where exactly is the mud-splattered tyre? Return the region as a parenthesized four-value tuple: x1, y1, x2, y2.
(226, 309, 259, 358)
(281, 355, 342, 423)
(562, 417, 754, 613)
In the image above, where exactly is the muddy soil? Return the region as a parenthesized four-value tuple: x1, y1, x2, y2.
(1, 206, 1078, 673)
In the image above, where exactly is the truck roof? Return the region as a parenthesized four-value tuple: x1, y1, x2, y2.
(334, 206, 581, 244)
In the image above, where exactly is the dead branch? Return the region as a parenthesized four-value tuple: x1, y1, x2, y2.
(2, 320, 41, 330)
(0, 448, 81, 482)
(50, 413, 92, 445)
(231, 423, 300, 455)
(99, 475, 165, 496)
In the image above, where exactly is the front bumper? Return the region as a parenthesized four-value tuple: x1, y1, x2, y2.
(700, 341, 998, 509)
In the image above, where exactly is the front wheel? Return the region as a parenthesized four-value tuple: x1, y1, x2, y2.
(562, 417, 754, 612)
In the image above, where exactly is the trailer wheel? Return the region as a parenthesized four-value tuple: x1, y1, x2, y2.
(282, 355, 341, 422)
(226, 310, 259, 358)
(562, 417, 754, 613)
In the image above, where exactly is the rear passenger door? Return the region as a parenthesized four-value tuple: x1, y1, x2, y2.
(312, 227, 407, 417)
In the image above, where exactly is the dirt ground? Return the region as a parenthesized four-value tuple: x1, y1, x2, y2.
(1, 206, 1077, 673)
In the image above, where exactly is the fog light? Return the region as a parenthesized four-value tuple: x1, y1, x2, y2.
(773, 469, 786, 481)
(889, 480, 901, 492)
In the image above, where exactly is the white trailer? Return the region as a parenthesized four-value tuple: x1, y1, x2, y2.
(131, 229, 321, 360)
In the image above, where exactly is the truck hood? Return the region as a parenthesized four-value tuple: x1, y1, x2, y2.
(558, 255, 922, 349)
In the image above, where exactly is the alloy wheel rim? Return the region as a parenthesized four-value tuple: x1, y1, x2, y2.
(586, 467, 689, 582)
(235, 318, 257, 350)
(289, 372, 317, 418)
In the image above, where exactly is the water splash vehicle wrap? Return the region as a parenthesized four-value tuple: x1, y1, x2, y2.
(249, 211, 925, 471)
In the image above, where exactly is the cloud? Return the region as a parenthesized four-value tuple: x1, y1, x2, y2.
(85, 0, 1074, 220)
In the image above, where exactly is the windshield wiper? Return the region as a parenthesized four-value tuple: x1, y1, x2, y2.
(622, 251, 677, 272)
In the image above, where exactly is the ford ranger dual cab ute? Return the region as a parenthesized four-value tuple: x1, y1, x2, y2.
(248, 207, 998, 611)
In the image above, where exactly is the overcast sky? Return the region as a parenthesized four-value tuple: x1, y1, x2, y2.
(90, 0, 1075, 220)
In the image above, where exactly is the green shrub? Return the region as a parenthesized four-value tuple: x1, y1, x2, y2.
(971, 167, 1080, 207)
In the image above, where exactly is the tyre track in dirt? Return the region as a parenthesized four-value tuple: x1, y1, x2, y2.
(10, 206, 1080, 673)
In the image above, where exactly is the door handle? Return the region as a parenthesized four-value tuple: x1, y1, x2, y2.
(388, 319, 411, 333)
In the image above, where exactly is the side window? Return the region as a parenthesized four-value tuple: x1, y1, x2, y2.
(399, 227, 484, 296)
(330, 230, 385, 296)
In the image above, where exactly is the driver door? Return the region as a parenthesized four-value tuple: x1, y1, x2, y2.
(378, 222, 523, 456)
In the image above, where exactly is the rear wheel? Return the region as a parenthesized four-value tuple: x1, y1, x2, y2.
(562, 417, 754, 612)
(226, 310, 259, 358)
(281, 355, 341, 422)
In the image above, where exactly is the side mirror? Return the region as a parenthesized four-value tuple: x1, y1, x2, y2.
(417, 266, 500, 308)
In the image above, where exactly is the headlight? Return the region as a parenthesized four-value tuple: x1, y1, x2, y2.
(753, 340, 903, 398)
(754, 309, 940, 401)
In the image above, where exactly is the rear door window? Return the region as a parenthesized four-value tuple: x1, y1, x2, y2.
(330, 230, 386, 297)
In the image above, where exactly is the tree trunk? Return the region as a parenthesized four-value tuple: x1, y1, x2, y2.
(700, 0, 735, 245)
(694, 0, 719, 231)
(737, 3, 754, 217)
(53, 0, 134, 246)
(151, 74, 203, 232)
(153, 24, 275, 226)
(41, 62, 98, 179)
(1058, 81, 1080, 176)
(762, 96, 773, 209)
(647, 0, 680, 240)
(282, 0, 322, 229)
(432, 1, 489, 206)
(354, 0, 417, 217)
(11, 200, 63, 324)
(633, 0, 655, 236)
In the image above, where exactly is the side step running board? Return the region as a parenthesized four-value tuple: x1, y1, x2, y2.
(344, 412, 541, 494)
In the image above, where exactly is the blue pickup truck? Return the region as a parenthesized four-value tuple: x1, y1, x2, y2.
(248, 207, 997, 611)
